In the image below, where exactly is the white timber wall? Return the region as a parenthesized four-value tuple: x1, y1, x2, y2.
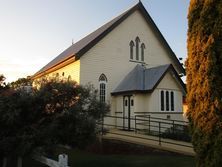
(47, 60, 80, 84)
(146, 71, 184, 121)
(80, 10, 181, 114)
(33, 60, 80, 87)
(114, 71, 185, 122)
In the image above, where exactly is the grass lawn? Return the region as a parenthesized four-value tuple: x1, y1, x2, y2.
(51, 147, 195, 167)
(23, 158, 48, 167)
(20, 139, 195, 167)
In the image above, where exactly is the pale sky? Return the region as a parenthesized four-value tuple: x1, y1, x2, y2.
(0, 0, 189, 82)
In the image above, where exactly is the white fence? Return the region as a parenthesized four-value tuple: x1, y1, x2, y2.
(33, 154, 69, 167)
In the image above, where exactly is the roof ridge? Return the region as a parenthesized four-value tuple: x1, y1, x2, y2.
(33, 3, 141, 78)
(32, 1, 185, 79)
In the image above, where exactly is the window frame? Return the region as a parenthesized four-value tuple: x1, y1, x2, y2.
(141, 43, 145, 62)
(129, 40, 134, 60)
(160, 90, 164, 111)
(99, 74, 107, 103)
(171, 91, 174, 111)
(160, 90, 175, 112)
(135, 37, 140, 61)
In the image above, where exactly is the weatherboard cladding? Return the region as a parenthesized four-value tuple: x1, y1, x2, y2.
(111, 64, 184, 95)
(34, 2, 185, 77)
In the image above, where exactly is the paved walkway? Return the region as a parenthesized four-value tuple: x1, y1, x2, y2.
(103, 129, 195, 156)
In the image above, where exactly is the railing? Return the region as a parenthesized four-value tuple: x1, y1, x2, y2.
(98, 115, 192, 148)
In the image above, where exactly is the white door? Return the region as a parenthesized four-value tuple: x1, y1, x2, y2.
(123, 96, 128, 130)
(123, 96, 134, 130)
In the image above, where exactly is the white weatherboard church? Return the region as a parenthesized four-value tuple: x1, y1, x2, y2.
(32, 2, 186, 130)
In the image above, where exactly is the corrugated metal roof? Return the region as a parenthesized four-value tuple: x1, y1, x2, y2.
(33, 2, 185, 78)
(34, 4, 134, 76)
(111, 64, 184, 95)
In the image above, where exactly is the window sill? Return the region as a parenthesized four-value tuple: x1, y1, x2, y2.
(129, 60, 145, 64)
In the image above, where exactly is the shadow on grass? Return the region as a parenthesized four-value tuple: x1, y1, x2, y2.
(51, 139, 195, 167)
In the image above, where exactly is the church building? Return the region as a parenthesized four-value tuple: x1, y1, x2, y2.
(32, 2, 186, 129)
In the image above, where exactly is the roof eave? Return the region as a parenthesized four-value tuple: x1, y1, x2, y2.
(137, 3, 185, 75)
(76, 4, 140, 59)
(111, 89, 152, 96)
(31, 56, 76, 79)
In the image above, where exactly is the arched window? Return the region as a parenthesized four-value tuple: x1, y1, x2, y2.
(67, 75, 72, 82)
(129, 40, 134, 60)
(99, 74, 107, 103)
(141, 43, 145, 62)
(135, 37, 140, 61)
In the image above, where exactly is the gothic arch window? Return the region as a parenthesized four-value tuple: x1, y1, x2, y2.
(135, 36, 140, 61)
(67, 75, 72, 82)
(141, 43, 145, 62)
(129, 40, 134, 60)
(99, 74, 107, 103)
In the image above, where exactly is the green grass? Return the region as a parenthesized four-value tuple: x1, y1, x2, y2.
(52, 148, 195, 167)
(23, 158, 48, 167)
(0, 157, 47, 167)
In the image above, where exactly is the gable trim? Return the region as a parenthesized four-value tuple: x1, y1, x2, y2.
(32, 2, 185, 78)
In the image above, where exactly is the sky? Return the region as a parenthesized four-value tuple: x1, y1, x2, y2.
(0, 0, 190, 82)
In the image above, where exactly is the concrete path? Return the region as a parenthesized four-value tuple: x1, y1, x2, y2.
(103, 129, 195, 156)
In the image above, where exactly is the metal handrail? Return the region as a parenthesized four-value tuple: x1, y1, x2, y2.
(98, 115, 192, 148)
(135, 115, 188, 124)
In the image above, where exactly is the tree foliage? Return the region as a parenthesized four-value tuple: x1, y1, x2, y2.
(0, 80, 109, 166)
(186, 0, 222, 166)
(0, 74, 8, 92)
(9, 77, 32, 89)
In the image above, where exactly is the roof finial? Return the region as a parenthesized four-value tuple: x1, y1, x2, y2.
(72, 39, 74, 45)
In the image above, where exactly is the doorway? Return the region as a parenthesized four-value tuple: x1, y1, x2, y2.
(123, 95, 134, 130)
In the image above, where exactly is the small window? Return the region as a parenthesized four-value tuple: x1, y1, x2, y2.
(67, 75, 71, 81)
(161, 91, 164, 111)
(135, 37, 140, 61)
(131, 99, 134, 106)
(100, 83, 106, 103)
(166, 91, 169, 111)
(99, 74, 107, 103)
(171, 91, 174, 111)
(129, 40, 134, 60)
(141, 43, 145, 62)
(125, 99, 128, 106)
(62, 72, 65, 76)
(56, 73, 59, 77)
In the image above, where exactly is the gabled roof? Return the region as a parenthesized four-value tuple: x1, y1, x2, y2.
(111, 64, 186, 95)
(33, 2, 185, 78)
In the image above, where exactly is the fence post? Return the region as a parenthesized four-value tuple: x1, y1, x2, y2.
(135, 115, 137, 133)
(148, 115, 150, 134)
(58, 154, 68, 167)
(159, 122, 161, 146)
(172, 120, 175, 135)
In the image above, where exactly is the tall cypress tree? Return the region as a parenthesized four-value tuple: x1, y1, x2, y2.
(186, 0, 222, 166)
